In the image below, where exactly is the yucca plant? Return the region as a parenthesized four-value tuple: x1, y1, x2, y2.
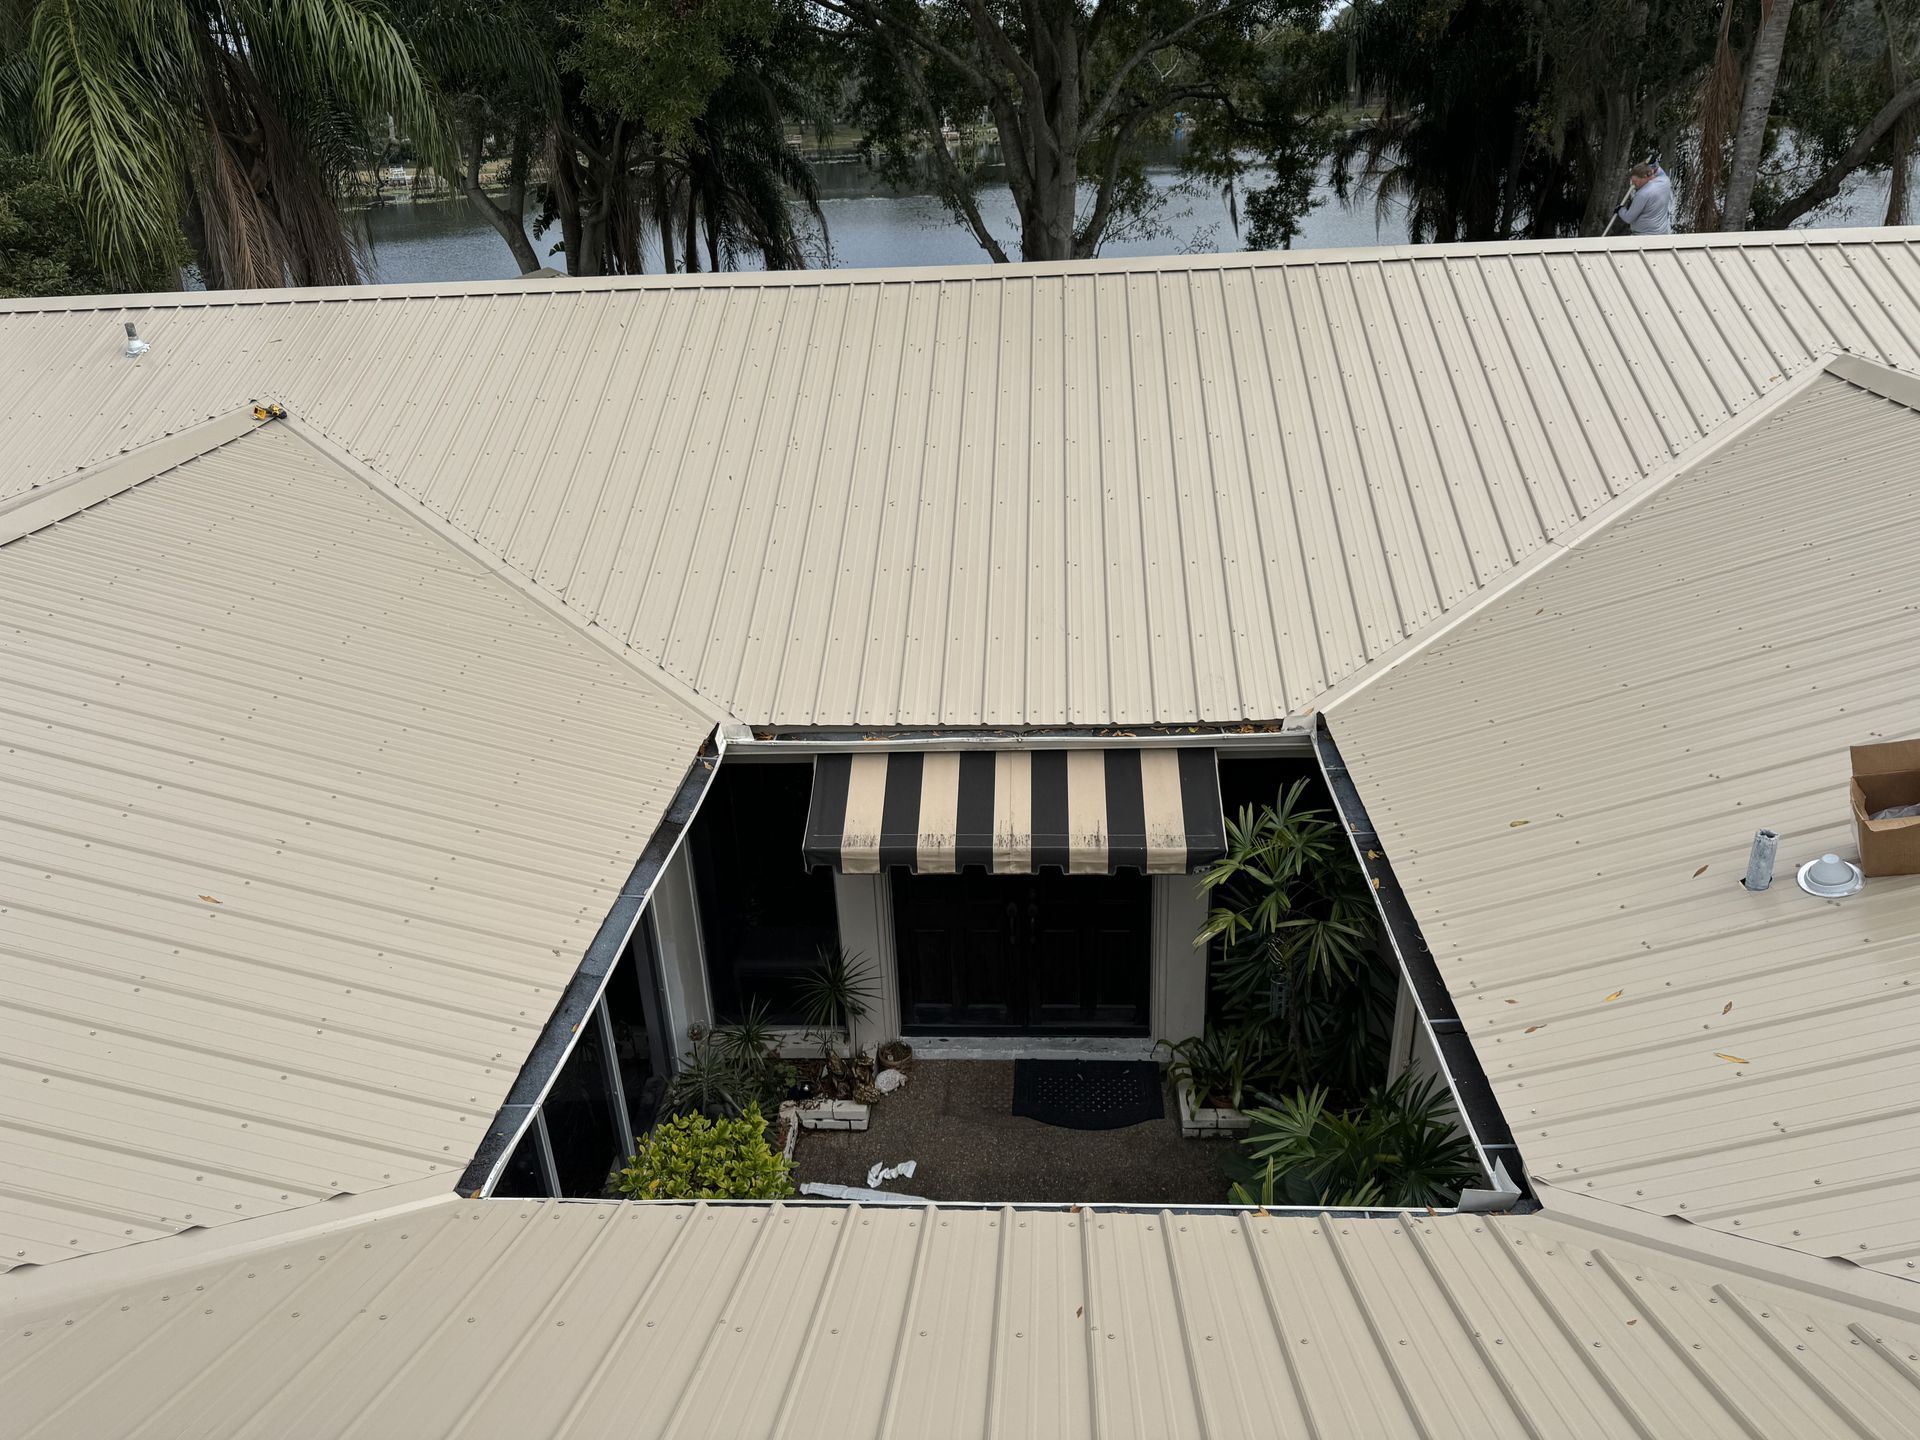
(662, 1029, 751, 1120)
(794, 947, 877, 1100)
(716, 997, 779, 1070)
(794, 945, 876, 1039)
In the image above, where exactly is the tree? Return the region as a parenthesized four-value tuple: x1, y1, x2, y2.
(0, 145, 157, 296)
(573, 0, 833, 272)
(1331, 0, 1731, 240)
(1756, 0, 1920, 227)
(678, 59, 832, 270)
(1333, 0, 1588, 242)
(823, 0, 1333, 263)
(16, 0, 439, 288)
(1315, 0, 1920, 240)
(1721, 0, 1795, 229)
(1526, 0, 1724, 236)
(397, 0, 831, 276)
(399, 0, 557, 273)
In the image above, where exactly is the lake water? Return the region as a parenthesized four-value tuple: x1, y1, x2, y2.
(359, 161, 1404, 284)
(358, 157, 1911, 285)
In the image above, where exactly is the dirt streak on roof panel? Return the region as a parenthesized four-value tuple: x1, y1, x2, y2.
(4, 1200, 1917, 1439)
(1329, 370, 1920, 1279)
(7, 234, 1920, 729)
(0, 422, 712, 1270)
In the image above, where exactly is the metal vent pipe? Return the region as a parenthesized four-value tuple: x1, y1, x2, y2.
(1742, 829, 1779, 891)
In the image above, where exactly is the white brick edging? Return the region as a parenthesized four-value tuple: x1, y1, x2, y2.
(790, 1098, 870, 1133)
(1176, 1077, 1251, 1140)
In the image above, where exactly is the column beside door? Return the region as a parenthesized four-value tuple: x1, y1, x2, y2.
(1150, 874, 1208, 1045)
(832, 870, 898, 1054)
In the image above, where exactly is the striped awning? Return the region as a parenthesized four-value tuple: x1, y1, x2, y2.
(803, 749, 1225, 875)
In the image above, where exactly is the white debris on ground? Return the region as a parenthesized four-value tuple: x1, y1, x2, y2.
(865, 1158, 917, 1190)
(797, 1182, 929, 1204)
(874, 1067, 909, 1094)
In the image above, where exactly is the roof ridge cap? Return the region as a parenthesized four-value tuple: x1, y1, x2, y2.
(0, 227, 1909, 317)
(0, 404, 272, 547)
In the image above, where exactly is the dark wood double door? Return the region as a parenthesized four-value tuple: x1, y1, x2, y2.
(892, 870, 1151, 1035)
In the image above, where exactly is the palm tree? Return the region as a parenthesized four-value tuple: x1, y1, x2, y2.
(18, 0, 437, 288)
(1332, 0, 1598, 243)
(677, 56, 829, 272)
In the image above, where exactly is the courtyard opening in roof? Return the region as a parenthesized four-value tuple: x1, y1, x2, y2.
(475, 742, 1506, 1213)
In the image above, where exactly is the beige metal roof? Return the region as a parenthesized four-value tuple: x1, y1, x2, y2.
(0, 420, 712, 1269)
(3, 1197, 1918, 1439)
(1329, 363, 1920, 1281)
(5, 235, 1920, 1426)
(6, 231, 1920, 727)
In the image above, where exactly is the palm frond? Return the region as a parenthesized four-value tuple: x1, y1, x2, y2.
(29, 0, 191, 283)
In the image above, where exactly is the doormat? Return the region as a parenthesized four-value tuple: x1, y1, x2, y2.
(1010, 1059, 1164, 1131)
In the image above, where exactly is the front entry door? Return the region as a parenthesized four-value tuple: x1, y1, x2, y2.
(892, 870, 1151, 1035)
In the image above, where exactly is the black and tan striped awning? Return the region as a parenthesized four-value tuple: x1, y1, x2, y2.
(803, 749, 1226, 875)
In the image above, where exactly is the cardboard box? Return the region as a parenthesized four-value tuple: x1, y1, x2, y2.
(1850, 740, 1920, 877)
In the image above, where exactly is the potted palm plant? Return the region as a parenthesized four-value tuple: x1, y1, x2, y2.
(793, 947, 879, 1125)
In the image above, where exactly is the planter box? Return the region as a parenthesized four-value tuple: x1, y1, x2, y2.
(1176, 1077, 1250, 1140)
(795, 1098, 869, 1133)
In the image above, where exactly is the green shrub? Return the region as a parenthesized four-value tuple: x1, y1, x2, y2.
(0, 148, 173, 298)
(1157, 1023, 1272, 1111)
(614, 1107, 795, 1200)
(1226, 1074, 1482, 1209)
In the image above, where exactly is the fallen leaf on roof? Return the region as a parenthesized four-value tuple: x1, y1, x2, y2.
(1524, 1025, 1543, 1033)
(1626, 1318, 1638, 1326)
(1509, 819, 1530, 828)
(1603, 990, 1623, 1002)
(1076, 1305, 1084, 1318)
(1370, 876, 1380, 890)
(1692, 864, 1709, 878)
(1505, 998, 1518, 1005)
(1714, 1052, 1749, 1064)
(1366, 849, 1381, 859)
(197, 894, 222, 904)
(1722, 1001, 1733, 1015)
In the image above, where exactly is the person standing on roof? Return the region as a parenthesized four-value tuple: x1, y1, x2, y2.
(1615, 161, 1673, 236)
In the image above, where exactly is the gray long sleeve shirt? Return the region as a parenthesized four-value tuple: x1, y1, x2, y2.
(1617, 173, 1674, 235)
